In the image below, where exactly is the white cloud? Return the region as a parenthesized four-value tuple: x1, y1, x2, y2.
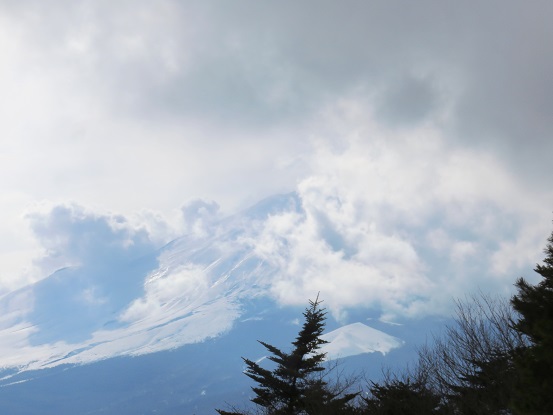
(243, 101, 553, 318)
(180, 199, 221, 238)
(0, 0, 552, 322)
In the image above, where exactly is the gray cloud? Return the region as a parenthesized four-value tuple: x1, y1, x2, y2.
(376, 75, 441, 127)
(1, 0, 553, 298)
(5, 0, 552, 155)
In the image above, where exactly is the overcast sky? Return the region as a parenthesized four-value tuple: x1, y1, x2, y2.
(1, 1, 552, 316)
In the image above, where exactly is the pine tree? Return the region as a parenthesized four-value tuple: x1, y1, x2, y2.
(511, 228, 553, 414)
(448, 350, 516, 415)
(217, 296, 358, 415)
(362, 377, 444, 415)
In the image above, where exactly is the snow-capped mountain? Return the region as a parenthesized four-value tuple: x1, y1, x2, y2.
(0, 193, 441, 414)
(0, 194, 293, 371)
(321, 322, 403, 359)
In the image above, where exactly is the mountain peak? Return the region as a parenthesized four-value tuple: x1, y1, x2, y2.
(321, 322, 403, 359)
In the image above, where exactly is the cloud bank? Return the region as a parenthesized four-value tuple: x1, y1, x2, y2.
(0, 0, 552, 322)
(245, 106, 551, 319)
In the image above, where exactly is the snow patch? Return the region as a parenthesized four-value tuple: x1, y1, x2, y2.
(321, 322, 402, 359)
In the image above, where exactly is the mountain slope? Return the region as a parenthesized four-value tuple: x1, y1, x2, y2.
(0, 192, 444, 414)
(0, 194, 299, 372)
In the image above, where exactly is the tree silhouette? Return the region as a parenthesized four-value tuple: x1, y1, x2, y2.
(416, 293, 525, 414)
(217, 295, 358, 415)
(511, 228, 553, 414)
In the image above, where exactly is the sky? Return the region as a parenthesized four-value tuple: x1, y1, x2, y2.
(1, 0, 553, 318)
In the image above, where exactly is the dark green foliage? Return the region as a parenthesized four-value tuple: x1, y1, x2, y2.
(511, 229, 553, 414)
(217, 296, 358, 415)
(448, 350, 516, 415)
(362, 377, 444, 415)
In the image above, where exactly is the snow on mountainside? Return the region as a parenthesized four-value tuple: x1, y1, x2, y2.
(0, 193, 403, 377)
(321, 322, 403, 359)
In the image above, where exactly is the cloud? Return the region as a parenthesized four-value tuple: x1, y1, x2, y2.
(1, 0, 553, 320)
(3, 3, 550, 161)
(375, 74, 442, 127)
(0, 1, 552, 373)
(181, 199, 221, 238)
(2, 0, 552, 187)
(27, 204, 156, 274)
(246, 103, 552, 319)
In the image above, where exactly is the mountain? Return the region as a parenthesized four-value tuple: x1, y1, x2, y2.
(0, 193, 443, 414)
(321, 322, 403, 359)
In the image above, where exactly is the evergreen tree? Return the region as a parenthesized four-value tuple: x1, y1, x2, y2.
(511, 228, 553, 414)
(362, 377, 444, 415)
(448, 350, 516, 415)
(217, 296, 358, 415)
